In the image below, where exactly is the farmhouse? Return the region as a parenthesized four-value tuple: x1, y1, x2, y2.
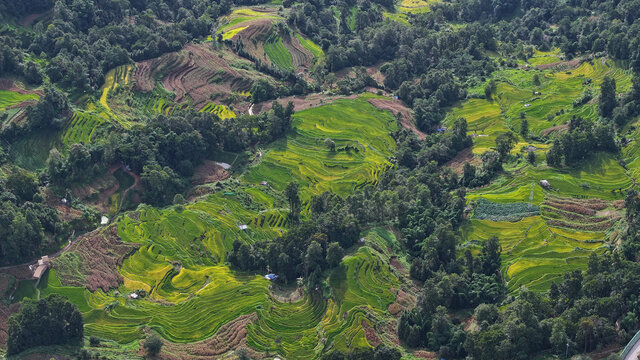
(32, 256, 51, 280)
(540, 180, 550, 189)
(238, 224, 248, 231)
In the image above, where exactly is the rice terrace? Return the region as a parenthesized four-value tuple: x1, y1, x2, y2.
(4, 0, 640, 360)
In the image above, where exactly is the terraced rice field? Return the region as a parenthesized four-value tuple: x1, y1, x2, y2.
(463, 156, 628, 291)
(99, 64, 133, 113)
(62, 111, 108, 146)
(450, 55, 633, 292)
(218, 8, 280, 39)
(0, 89, 38, 110)
(35, 93, 407, 357)
(46, 216, 404, 357)
(296, 34, 324, 59)
(244, 95, 397, 197)
(397, 0, 439, 13)
(264, 32, 294, 71)
(446, 58, 632, 155)
(200, 103, 236, 119)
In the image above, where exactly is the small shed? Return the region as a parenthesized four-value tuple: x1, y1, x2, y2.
(260, 181, 269, 186)
(540, 180, 550, 189)
(129, 293, 139, 299)
(61, 198, 68, 205)
(524, 104, 531, 107)
(264, 274, 278, 281)
(238, 224, 248, 231)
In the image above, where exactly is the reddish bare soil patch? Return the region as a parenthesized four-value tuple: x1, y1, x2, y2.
(0, 79, 43, 96)
(135, 43, 268, 109)
(191, 161, 230, 185)
(160, 314, 258, 359)
(541, 123, 569, 136)
(535, 58, 581, 70)
(55, 226, 139, 292)
(0, 302, 20, 348)
(444, 148, 481, 175)
(413, 350, 437, 359)
(251, 93, 359, 114)
(20, 12, 48, 27)
(388, 302, 403, 316)
(389, 257, 407, 273)
(362, 320, 382, 347)
(72, 166, 140, 214)
(368, 98, 426, 140)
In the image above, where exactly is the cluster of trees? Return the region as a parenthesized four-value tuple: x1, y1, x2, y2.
(0, 168, 70, 266)
(228, 183, 358, 284)
(7, 295, 83, 355)
(321, 344, 401, 360)
(44, 102, 294, 205)
(546, 116, 617, 167)
(2, 0, 229, 90)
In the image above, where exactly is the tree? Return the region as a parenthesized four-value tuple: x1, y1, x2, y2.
(495, 132, 517, 158)
(7, 295, 83, 355)
(6, 169, 39, 202)
(24, 61, 42, 85)
(462, 162, 476, 187)
(546, 141, 563, 167)
(326, 242, 344, 267)
(599, 76, 617, 118)
(324, 138, 336, 152)
(480, 236, 501, 276)
(305, 240, 325, 275)
(520, 119, 529, 138)
(143, 335, 163, 357)
(285, 181, 301, 223)
(373, 344, 401, 360)
(474, 304, 499, 330)
(533, 74, 541, 86)
(141, 164, 187, 206)
(527, 150, 536, 164)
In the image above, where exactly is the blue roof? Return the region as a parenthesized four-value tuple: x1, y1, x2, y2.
(265, 274, 278, 280)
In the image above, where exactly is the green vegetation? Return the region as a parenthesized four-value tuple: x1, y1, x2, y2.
(264, 32, 294, 71)
(200, 102, 236, 119)
(473, 198, 539, 221)
(245, 95, 397, 197)
(296, 33, 324, 58)
(0, 89, 38, 110)
(62, 111, 107, 146)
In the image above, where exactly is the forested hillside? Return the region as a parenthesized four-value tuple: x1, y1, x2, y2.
(2, 0, 640, 359)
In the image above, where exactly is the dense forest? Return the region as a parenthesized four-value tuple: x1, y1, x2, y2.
(2, 0, 640, 359)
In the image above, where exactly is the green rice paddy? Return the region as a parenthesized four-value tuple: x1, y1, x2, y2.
(296, 33, 324, 58)
(200, 102, 236, 119)
(452, 56, 633, 292)
(264, 32, 294, 71)
(0, 89, 38, 111)
(38, 96, 405, 358)
(62, 111, 108, 146)
(244, 95, 397, 198)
